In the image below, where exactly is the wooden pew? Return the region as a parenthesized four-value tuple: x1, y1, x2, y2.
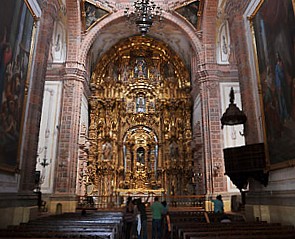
(169, 211, 295, 239)
(0, 211, 124, 239)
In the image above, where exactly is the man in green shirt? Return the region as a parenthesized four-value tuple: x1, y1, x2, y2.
(151, 196, 164, 239)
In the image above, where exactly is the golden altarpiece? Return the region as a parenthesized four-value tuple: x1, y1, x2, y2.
(83, 36, 194, 202)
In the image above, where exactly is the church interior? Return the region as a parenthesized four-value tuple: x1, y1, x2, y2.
(0, 0, 295, 235)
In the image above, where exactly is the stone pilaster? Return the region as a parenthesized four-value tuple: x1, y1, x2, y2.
(20, 0, 60, 193)
(225, 0, 261, 144)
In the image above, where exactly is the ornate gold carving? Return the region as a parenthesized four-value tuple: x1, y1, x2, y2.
(85, 36, 194, 197)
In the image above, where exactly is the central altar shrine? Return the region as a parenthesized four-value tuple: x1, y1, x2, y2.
(78, 36, 195, 200)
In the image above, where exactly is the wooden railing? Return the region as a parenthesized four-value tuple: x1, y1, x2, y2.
(77, 194, 206, 210)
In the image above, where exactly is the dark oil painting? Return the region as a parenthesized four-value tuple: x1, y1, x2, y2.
(0, 0, 35, 172)
(253, 0, 295, 165)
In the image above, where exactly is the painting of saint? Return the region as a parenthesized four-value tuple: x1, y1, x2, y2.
(175, 1, 201, 29)
(0, 0, 36, 171)
(252, 0, 295, 165)
(84, 1, 109, 30)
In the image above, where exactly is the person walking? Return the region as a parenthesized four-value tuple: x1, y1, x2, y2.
(151, 196, 164, 239)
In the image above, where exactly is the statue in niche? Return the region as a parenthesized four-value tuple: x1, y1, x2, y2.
(127, 101, 135, 112)
(137, 147, 145, 165)
(148, 101, 155, 112)
(121, 62, 130, 82)
(102, 141, 112, 160)
(134, 58, 147, 78)
(136, 96, 146, 113)
(169, 141, 179, 160)
(163, 62, 175, 79)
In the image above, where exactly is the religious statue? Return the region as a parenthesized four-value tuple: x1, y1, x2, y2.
(102, 141, 112, 160)
(169, 141, 179, 160)
(136, 96, 146, 113)
(137, 149, 145, 165)
(134, 58, 147, 78)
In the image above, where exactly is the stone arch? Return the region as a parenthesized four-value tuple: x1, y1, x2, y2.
(78, 9, 204, 69)
(65, 0, 82, 62)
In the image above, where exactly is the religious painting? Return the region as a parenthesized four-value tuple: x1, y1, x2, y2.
(175, 0, 203, 30)
(0, 0, 37, 172)
(251, 0, 295, 166)
(81, 0, 110, 31)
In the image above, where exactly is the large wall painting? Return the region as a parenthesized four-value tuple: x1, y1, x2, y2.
(0, 0, 37, 172)
(251, 0, 295, 166)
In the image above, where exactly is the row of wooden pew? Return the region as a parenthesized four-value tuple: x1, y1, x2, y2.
(169, 211, 295, 239)
(0, 211, 124, 239)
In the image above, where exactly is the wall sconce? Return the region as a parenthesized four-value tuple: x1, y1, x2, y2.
(37, 146, 50, 168)
(220, 87, 247, 129)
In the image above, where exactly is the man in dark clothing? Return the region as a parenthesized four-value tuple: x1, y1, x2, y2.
(137, 198, 148, 239)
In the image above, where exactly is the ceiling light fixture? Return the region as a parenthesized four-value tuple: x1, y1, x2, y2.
(124, 0, 163, 36)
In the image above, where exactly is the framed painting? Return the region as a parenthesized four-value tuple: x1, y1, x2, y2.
(81, 0, 111, 32)
(0, 0, 38, 172)
(250, 0, 295, 168)
(174, 0, 204, 30)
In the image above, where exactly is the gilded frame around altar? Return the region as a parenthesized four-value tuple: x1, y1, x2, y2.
(0, 0, 39, 173)
(249, 0, 295, 169)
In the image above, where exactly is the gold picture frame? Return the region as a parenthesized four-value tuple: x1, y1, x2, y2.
(250, 0, 295, 170)
(0, 0, 38, 173)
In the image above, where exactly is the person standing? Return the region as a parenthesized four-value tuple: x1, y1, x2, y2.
(124, 196, 135, 239)
(137, 198, 148, 239)
(161, 201, 170, 239)
(210, 195, 224, 222)
(210, 195, 224, 214)
(151, 196, 163, 239)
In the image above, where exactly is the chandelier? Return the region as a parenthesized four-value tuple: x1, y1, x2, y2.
(124, 0, 163, 36)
